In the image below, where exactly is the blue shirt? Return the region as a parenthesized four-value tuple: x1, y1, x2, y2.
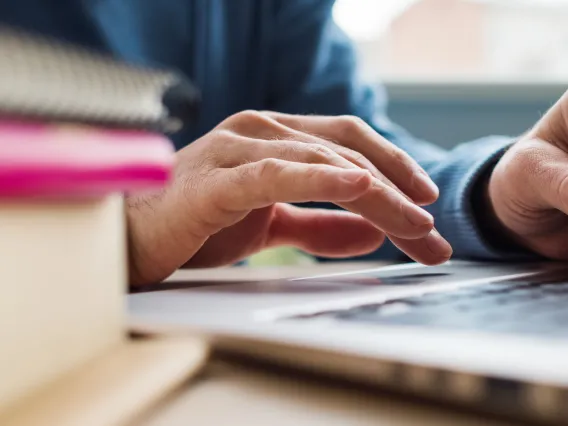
(0, 0, 514, 260)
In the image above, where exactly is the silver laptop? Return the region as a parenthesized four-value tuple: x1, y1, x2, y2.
(128, 261, 568, 424)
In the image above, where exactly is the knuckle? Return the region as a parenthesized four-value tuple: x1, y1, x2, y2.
(213, 128, 238, 143)
(232, 164, 255, 187)
(341, 147, 369, 166)
(336, 115, 366, 137)
(229, 164, 274, 209)
(371, 179, 390, 199)
(223, 110, 275, 132)
(208, 129, 244, 165)
(306, 144, 336, 163)
(253, 159, 281, 204)
(273, 141, 306, 163)
(388, 145, 411, 165)
(340, 115, 366, 128)
(304, 165, 321, 180)
(236, 109, 263, 120)
(255, 158, 282, 179)
(236, 110, 272, 126)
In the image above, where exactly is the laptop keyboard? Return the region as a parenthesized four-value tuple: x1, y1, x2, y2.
(289, 279, 568, 338)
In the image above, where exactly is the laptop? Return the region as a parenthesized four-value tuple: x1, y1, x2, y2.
(128, 261, 568, 424)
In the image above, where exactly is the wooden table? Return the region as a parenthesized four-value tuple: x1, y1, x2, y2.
(139, 359, 518, 426)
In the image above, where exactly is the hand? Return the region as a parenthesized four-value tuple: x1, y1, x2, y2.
(126, 111, 452, 286)
(489, 90, 568, 258)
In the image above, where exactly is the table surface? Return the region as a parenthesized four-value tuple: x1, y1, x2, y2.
(139, 360, 519, 426)
(137, 263, 522, 426)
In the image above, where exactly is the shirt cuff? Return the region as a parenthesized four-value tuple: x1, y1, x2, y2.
(431, 136, 534, 260)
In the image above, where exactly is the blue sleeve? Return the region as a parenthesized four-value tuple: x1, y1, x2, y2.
(267, 0, 517, 261)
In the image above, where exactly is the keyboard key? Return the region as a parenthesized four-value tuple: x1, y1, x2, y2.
(287, 278, 568, 339)
(288, 280, 568, 339)
(541, 284, 568, 294)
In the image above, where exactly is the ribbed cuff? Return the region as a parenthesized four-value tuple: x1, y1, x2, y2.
(431, 136, 532, 260)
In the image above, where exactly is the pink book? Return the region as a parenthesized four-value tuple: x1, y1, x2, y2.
(0, 119, 174, 198)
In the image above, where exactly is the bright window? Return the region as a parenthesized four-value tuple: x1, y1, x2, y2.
(333, 0, 568, 82)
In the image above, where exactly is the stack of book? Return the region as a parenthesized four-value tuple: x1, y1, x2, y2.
(0, 27, 206, 425)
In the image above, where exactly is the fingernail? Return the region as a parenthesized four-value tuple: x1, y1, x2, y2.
(415, 170, 439, 197)
(340, 169, 370, 184)
(404, 203, 434, 227)
(425, 229, 453, 257)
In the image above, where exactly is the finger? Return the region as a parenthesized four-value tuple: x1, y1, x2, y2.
(218, 159, 373, 211)
(218, 135, 433, 238)
(225, 137, 359, 171)
(265, 112, 439, 205)
(388, 229, 453, 266)
(233, 115, 415, 204)
(267, 203, 386, 257)
(266, 128, 418, 205)
(222, 115, 419, 210)
(222, 158, 434, 239)
(337, 179, 434, 239)
(299, 137, 417, 204)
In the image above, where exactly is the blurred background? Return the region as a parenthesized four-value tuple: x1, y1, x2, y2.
(252, 0, 568, 266)
(333, 0, 568, 148)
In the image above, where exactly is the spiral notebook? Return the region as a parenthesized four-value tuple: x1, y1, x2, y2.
(0, 25, 199, 133)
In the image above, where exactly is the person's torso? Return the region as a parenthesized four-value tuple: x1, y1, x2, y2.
(0, 0, 276, 148)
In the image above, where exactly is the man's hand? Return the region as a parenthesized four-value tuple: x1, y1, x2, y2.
(126, 111, 452, 286)
(489, 90, 568, 258)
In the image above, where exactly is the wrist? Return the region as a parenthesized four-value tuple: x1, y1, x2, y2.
(125, 193, 176, 287)
(125, 196, 153, 287)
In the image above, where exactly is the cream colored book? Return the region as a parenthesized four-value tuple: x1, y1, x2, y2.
(0, 195, 126, 413)
(0, 197, 209, 426)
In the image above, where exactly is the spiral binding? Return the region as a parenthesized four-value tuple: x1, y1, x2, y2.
(0, 26, 197, 132)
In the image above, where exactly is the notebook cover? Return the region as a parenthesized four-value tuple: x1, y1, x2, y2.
(0, 119, 174, 197)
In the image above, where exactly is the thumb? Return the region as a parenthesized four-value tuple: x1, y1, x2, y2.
(509, 139, 568, 214)
(267, 203, 385, 257)
(531, 90, 568, 151)
(492, 137, 568, 259)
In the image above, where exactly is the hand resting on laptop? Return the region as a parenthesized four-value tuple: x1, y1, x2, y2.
(125, 111, 452, 286)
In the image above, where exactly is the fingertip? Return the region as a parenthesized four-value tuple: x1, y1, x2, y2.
(396, 203, 434, 239)
(414, 192, 439, 207)
(425, 230, 453, 258)
(419, 250, 453, 266)
(388, 232, 452, 266)
(411, 172, 439, 206)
